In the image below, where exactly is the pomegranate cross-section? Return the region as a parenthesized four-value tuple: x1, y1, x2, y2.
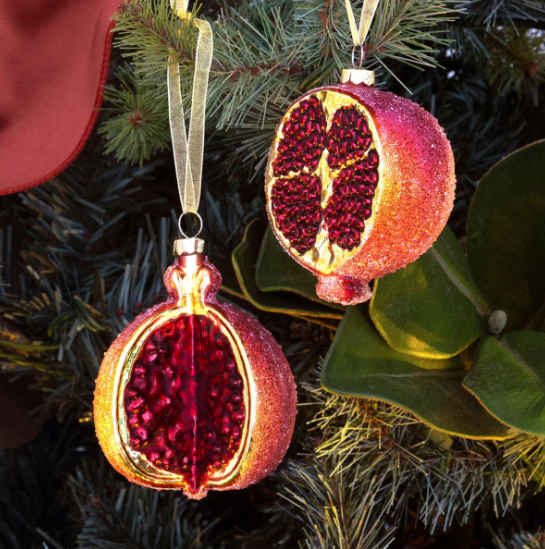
(94, 250, 297, 498)
(124, 315, 245, 495)
(266, 72, 455, 305)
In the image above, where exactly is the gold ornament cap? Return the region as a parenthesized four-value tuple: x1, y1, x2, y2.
(173, 237, 205, 255)
(341, 69, 375, 86)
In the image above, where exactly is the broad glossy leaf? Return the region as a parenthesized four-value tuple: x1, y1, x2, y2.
(467, 140, 545, 329)
(322, 306, 508, 439)
(256, 226, 345, 311)
(370, 227, 488, 359)
(291, 314, 340, 331)
(463, 331, 545, 435)
(232, 220, 343, 320)
(217, 257, 246, 301)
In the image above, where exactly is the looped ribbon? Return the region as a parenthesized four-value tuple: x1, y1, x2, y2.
(344, 0, 380, 47)
(168, 0, 213, 215)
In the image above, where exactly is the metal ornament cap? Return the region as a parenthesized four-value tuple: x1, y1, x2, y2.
(265, 78, 455, 306)
(173, 237, 205, 255)
(94, 255, 297, 498)
(341, 69, 375, 86)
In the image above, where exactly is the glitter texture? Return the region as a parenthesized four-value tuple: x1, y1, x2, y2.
(94, 256, 297, 498)
(265, 82, 456, 305)
(270, 174, 323, 254)
(123, 314, 245, 494)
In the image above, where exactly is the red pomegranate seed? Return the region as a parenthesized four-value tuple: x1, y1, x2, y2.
(326, 106, 374, 170)
(271, 174, 323, 254)
(124, 315, 245, 493)
(324, 158, 380, 251)
(271, 96, 380, 255)
(272, 96, 326, 177)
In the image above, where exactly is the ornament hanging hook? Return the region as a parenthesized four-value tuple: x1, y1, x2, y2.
(351, 44, 365, 69)
(178, 211, 203, 239)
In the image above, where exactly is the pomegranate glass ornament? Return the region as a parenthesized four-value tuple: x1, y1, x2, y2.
(265, 69, 456, 306)
(94, 238, 297, 499)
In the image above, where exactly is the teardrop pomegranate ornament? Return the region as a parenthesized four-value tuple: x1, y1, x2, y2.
(265, 69, 456, 305)
(94, 238, 297, 499)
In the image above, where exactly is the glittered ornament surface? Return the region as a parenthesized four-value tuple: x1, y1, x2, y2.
(265, 72, 456, 305)
(94, 251, 297, 499)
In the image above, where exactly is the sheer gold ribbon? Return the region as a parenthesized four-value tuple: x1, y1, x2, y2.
(168, 0, 213, 214)
(344, 0, 379, 47)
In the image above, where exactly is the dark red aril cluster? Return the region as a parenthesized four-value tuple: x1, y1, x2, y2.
(271, 95, 380, 254)
(124, 315, 245, 494)
(327, 106, 373, 170)
(270, 175, 323, 254)
(272, 96, 326, 176)
(324, 156, 379, 250)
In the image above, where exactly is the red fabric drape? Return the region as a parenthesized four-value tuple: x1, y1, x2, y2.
(0, 0, 122, 195)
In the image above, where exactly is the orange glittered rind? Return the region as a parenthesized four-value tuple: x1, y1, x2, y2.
(265, 83, 456, 305)
(204, 299, 297, 492)
(93, 257, 297, 497)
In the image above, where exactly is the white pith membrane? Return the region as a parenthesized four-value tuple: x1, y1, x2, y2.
(112, 295, 254, 492)
(267, 90, 383, 275)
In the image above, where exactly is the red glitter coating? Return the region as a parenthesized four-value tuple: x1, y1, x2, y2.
(265, 79, 456, 306)
(94, 256, 297, 498)
(270, 175, 323, 253)
(124, 315, 244, 495)
(272, 95, 326, 176)
(316, 274, 373, 305)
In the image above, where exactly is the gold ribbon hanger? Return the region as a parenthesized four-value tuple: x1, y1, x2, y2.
(344, 0, 380, 64)
(168, 0, 213, 224)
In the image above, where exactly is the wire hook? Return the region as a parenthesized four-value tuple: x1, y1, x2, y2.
(178, 211, 203, 238)
(352, 44, 365, 69)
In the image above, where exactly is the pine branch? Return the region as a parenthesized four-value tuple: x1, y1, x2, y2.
(464, 0, 545, 29)
(102, 0, 466, 166)
(500, 430, 545, 492)
(281, 371, 538, 539)
(484, 28, 545, 102)
(0, 164, 168, 418)
(294, 0, 462, 77)
(282, 458, 396, 548)
(99, 65, 171, 166)
(69, 461, 226, 549)
(492, 528, 545, 549)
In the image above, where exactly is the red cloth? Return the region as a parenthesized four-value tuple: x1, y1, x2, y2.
(0, 0, 121, 195)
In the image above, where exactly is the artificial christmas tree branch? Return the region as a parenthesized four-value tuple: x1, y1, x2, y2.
(278, 373, 545, 546)
(101, 0, 545, 177)
(103, 0, 465, 166)
(1, 0, 544, 546)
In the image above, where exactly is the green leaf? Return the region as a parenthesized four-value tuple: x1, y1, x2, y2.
(0, 340, 59, 352)
(463, 331, 545, 435)
(322, 306, 508, 439)
(467, 139, 545, 330)
(232, 220, 343, 321)
(217, 258, 247, 301)
(370, 227, 488, 359)
(255, 226, 345, 311)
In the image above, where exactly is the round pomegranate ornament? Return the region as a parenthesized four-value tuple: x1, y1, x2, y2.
(94, 238, 297, 499)
(266, 69, 456, 305)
